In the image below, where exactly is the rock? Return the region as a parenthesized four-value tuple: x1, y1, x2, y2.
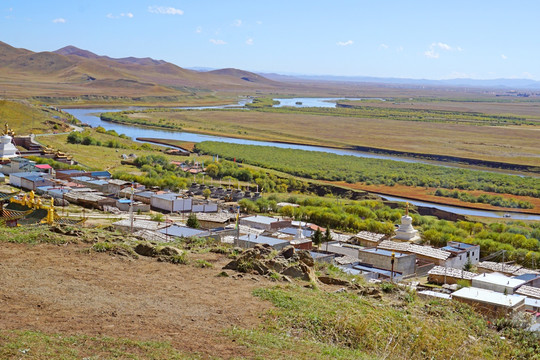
(254, 243, 273, 256)
(334, 287, 348, 293)
(223, 260, 239, 271)
(359, 287, 382, 299)
(251, 260, 270, 275)
(280, 275, 293, 283)
(158, 246, 183, 256)
(267, 258, 288, 273)
(299, 262, 318, 283)
(279, 245, 295, 259)
(318, 276, 351, 286)
(281, 265, 305, 279)
(134, 242, 158, 257)
(298, 250, 314, 267)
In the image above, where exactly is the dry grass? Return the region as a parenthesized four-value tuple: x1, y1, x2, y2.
(326, 181, 540, 215)
(124, 109, 540, 167)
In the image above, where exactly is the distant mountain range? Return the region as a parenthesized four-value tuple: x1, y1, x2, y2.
(1, 40, 539, 100)
(0, 41, 280, 98)
(259, 73, 540, 90)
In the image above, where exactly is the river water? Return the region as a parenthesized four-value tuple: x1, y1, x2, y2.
(62, 99, 540, 221)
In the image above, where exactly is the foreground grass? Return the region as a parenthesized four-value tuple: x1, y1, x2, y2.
(239, 285, 539, 360)
(0, 330, 196, 360)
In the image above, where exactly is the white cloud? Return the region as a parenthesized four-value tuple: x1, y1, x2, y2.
(256, 20, 262, 25)
(424, 49, 439, 59)
(148, 6, 183, 15)
(379, 43, 389, 50)
(501, 54, 507, 60)
(396, 46, 404, 52)
(52, 18, 66, 23)
(195, 26, 202, 33)
(233, 19, 242, 27)
(436, 42, 451, 51)
(424, 42, 462, 59)
(337, 40, 353, 46)
(210, 39, 227, 45)
(246, 38, 254, 45)
(107, 12, 134, 19)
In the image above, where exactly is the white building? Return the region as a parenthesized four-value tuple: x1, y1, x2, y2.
(471, 272, 527, 295)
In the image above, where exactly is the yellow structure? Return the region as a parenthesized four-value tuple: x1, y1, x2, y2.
(9, 190, 57, 225)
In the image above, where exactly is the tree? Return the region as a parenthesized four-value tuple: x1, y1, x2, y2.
(205, 163, 219, 178)
(463, 257, 473, 272)
(186, 213, 200, 229)
(203, 188, 211, 199)
(323, 227, 333, 251)
(311, 228, 323, 250)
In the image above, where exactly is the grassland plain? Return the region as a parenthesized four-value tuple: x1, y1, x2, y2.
(0, 227, 538, 360)
(102, 106, 540, 167)
(194, 142, 540, 199)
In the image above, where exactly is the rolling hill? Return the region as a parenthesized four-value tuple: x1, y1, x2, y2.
(0, 41, 281, 99)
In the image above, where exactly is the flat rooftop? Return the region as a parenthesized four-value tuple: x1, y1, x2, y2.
(360, 247, 408, 258)
(452, 287, 525, 307)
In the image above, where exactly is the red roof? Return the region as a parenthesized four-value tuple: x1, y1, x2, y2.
(35, 164, 52, 169)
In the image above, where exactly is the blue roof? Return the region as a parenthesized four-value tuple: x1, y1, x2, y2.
(72, 176, 94, 182)
(448, 242, 475, 249)
(158, 225, 208, 238)
(48, 188, 70, 195)
(20, 174, 47, 181)
(134, 191, 155, 198)
(441, 246, 462, 252)
(118, 199, 131, 204)
(87, 179, 109, 185)
(57, 170, 85, 175)
(353, 264, 402, 276)
(279, 227, 313, 237)
(9, 171, 41, 178)
(91, 171, 112, 178)
(239, 234, 289, 247)
(360, 248, 407, 257)
(513, 273, 540, 281)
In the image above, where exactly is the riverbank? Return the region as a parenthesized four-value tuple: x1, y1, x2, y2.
(326, 181, 540, 216)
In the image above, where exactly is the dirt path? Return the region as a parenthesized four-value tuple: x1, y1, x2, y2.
(0, 243, 272, 358)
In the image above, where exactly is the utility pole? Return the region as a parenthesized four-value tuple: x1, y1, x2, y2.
(390, 251, 395, 283)
(129, 183, 134, 233)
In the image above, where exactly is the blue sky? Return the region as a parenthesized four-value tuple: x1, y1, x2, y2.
(2, 1, 538, 80)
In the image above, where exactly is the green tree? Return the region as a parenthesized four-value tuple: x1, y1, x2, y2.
(311, 228, 323, 250)
(203, 188, 211, 199)
(205, 163, 219, 178)
(186, 213, 200, 229)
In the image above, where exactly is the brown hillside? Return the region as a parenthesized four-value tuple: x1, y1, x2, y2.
(0, 41, 282, 98)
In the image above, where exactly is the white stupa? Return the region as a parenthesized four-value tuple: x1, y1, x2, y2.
(0, 123, 19, 161)
(393, 203, 421, 243)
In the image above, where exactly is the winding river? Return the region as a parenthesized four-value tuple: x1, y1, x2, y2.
(61, 99, 540, 221)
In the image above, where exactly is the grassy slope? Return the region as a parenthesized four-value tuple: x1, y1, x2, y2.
(0, 227, 537, 360)
(0, 100, 71, 135)
(120, 108, 540, 167)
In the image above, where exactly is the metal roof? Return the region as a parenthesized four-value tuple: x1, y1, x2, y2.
(452, 287, 525, 307)
(158, 225, 208, 238)
(241, 215, 280, 225)
(472, 272, 526, 289)
(238, 234, 289, 246)
(360, 247, 409, 258)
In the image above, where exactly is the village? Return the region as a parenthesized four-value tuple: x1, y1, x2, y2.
(0, 122, 538, 336)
